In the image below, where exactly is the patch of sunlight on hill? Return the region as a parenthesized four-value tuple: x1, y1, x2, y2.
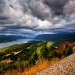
(5, 70, 20, 75)
(21, 58, 60, 75)
(46, 42, 54, 48)
(21, 59, 48, 75)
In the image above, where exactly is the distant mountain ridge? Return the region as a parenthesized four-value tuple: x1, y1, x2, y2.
(0, 35, 27, 43)
(35, 33, 75, 42)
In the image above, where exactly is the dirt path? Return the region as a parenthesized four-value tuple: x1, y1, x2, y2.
(35, 53, 75, 75)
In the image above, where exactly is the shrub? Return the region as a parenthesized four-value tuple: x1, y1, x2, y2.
(63, 47, 73, 56)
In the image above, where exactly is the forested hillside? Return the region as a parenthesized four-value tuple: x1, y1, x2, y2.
(0, 41, 75, 75)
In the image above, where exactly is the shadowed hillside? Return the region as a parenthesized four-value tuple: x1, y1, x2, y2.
(35, 33, 75, 42)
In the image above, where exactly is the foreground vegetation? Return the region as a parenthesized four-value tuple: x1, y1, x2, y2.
(0, 41, 74, 75)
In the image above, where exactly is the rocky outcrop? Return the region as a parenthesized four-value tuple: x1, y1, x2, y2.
(35, 53, 75, 75)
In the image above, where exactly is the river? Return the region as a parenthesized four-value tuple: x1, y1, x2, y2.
(0, 39, 32, 49)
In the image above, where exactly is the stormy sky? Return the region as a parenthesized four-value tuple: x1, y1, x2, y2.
(0, 0, 75, 37)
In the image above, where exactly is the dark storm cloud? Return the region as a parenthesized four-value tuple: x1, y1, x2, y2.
(19, 0, 51, 20)
(0, 15, 14, 25)
(43, 0, 68, 16)
(0, 0, 5, 13)
(28, 0, 50, 20)
(0, 16, 9, 20)
(0, 25, 36, 30)
(19, 0, 68, 20)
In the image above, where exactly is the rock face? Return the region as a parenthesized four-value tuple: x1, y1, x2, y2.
(35, 53, 75, 75)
